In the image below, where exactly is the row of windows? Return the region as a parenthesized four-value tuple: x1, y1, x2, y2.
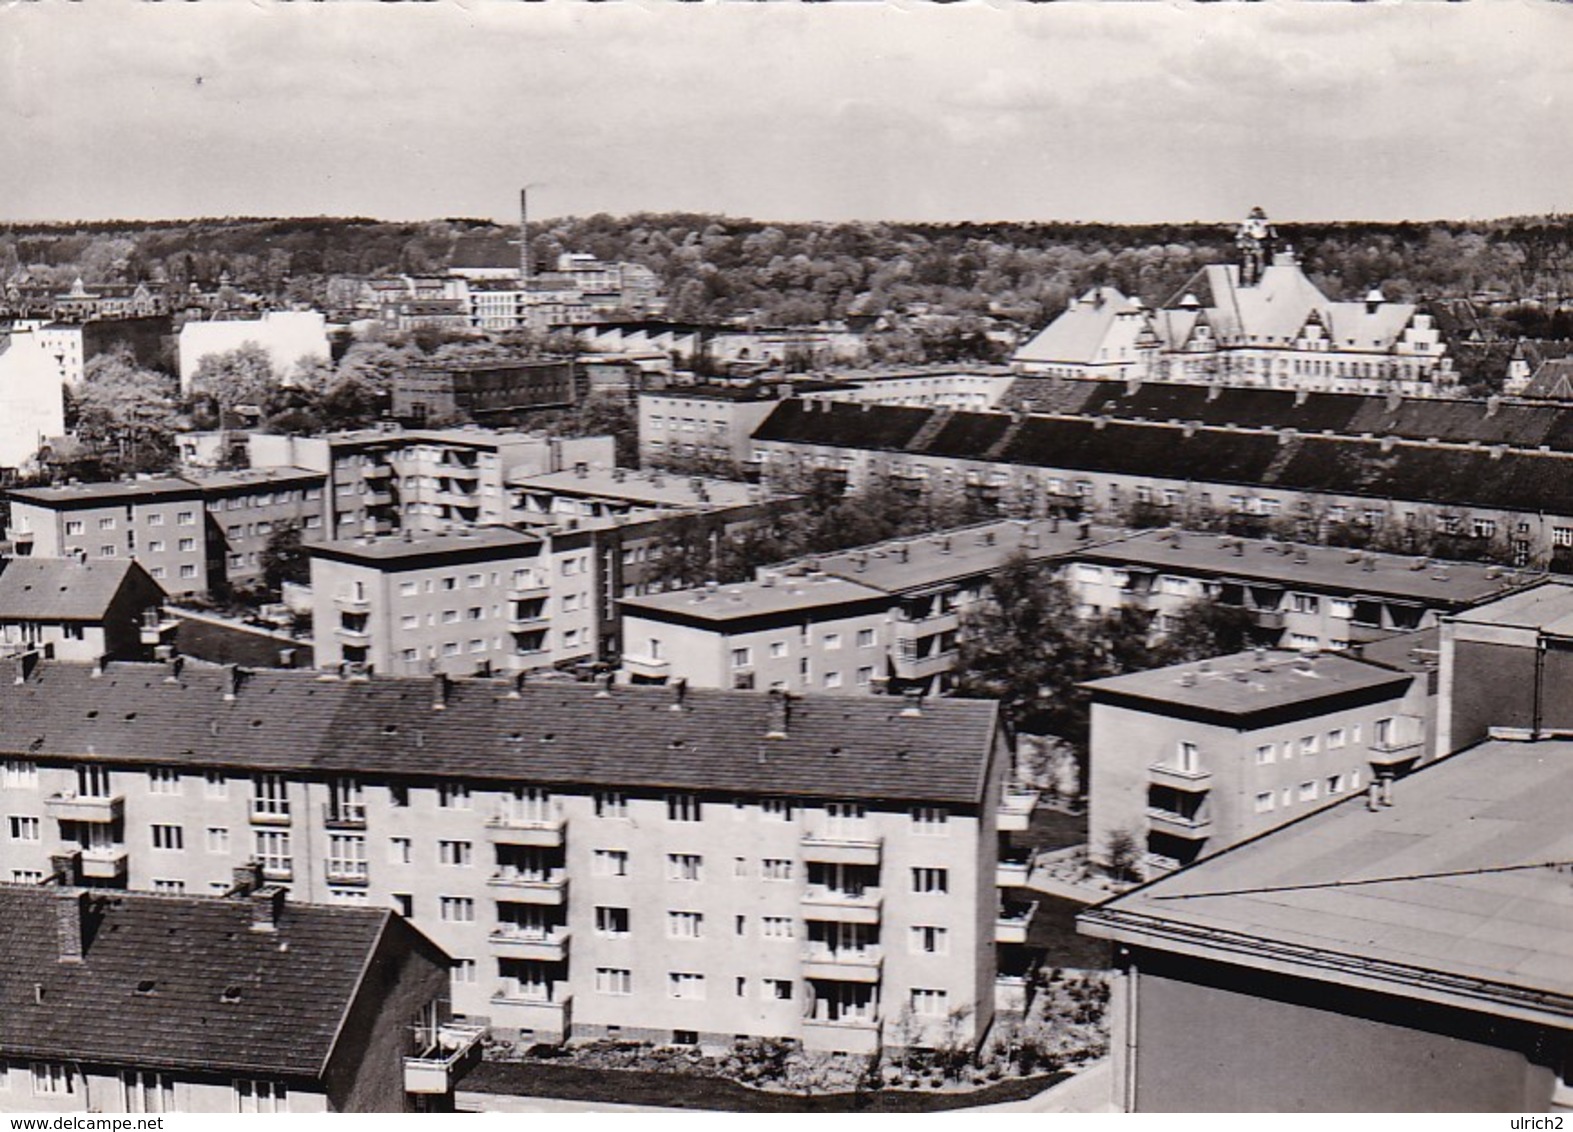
(1254, 772, 1360, 812)
(63, 511, 196, 535)
(0, 1062, 285, 1112)
(729, 630, 878, 667)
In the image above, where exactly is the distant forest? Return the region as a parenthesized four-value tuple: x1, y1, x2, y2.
(6, 212, 1573, 339)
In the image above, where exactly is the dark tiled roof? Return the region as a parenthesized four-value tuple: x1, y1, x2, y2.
(0, 663, 1000, 805)
(0, 886, 394, 1077)
(752, 400, 936, 450)
(0, 558, 160, 621)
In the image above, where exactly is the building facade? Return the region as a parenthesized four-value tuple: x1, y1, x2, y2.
(178, 311, 332, 393)
(0, 558, 168, 663)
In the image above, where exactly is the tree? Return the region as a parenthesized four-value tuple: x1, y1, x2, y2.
(188, 343, 279, 420)
(259, 522, 310, 593)
(1159, 597, 1257, 662)
(1103, 827, 1142, 883)
(72, 349, 179, 473)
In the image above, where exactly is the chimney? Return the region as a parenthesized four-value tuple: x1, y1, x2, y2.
(1253, 647, 1271, 670)
(164, 654, 185, 684)
(1367, 779, 1382, 813)
(901, 688, 924, 717)
(1294, 388, 1309, 407)
(13, 649, 40, 685)
(508, 669, 528, 699)
(277, 647, 297, 669)
(765, 688, 790, 739)
(223, 664, 245, 702)
(231, 862, 263, 896)
(91, 655, 106, 679)
(431, 672, 451, 711)
(670, 677, 688, 712)
(56, 888, 89, 964)
(1379, 773, 1395, 807)
(250, 885, 287, 933)
(50, 851, 81, 886)
(1386, 389, 1402, 414)
(1486, 394, 1501, 419)
(595, 671, 615, 698)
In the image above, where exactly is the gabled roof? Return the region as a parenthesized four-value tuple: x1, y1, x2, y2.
(0, 662, 1001, 806)
(0, 886, 402, 1077)
(1522, 358, 1573, 401)
(1013, 287, 1150, 366)
(1323, 299, 1420, 352)
(0, 557, 162, 621)
(1079, 739, 1573, 1025)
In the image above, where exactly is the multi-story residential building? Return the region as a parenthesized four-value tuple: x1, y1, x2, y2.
(510, 465, 765, 528)
(0, 325, 67, 469)
(6, 467, 328, 597)
(1078, 732, 1573, 1112)
(0, 558, 168, 662)
(799, 369, 1015, 413)
(0, 877, 475, 1112)
(1083, 648, 1428, 879)
(0, 660, 1010, 1053)
(249, 427, 615, 540)
(640, 384, 797, 470)
(309, 528, 553, 676)
(751, 397, 1573, 570)
(392, 359, 580, 426)
(27, 315, 171, 387)
(7, 478, 211, 594)
(195, 466, 329, 592)
(178, 310, 332, 393)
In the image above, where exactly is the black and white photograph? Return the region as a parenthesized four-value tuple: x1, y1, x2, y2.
(0, 0, 1570, 1116)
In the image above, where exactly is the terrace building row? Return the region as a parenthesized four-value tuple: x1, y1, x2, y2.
(751, 398, 1573, 570)
(618, 517, 1525, 697)
(0, 659, 1016, 1054)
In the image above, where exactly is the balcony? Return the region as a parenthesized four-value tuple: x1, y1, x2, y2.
(325, 863, 370, 886)
(363, 464, 394, 481)
(1369, 738, 1425, 767)
(507, 605, 550, 631)
(79, 847, 128, 882)
(404, 1022, 487, 1095)
(1148, 764, 1213, 792)
(489, 928, 571, 963)
(892, 648, 959, 682)
(801, 886, 883, 925)
(333, 593, 371, 614)
(443, 464, 480, 482)
(995, 900, 1038, 945)
(486, 873, 568, 905)
(801, 946, 882, 983)
(485, 815, 566, 848)
(1146, 808, 1212, 841)
(997, 788, 1039, 832)
(1252, 608, 1286, 630)
(895, 609, 961, 639)
(139, 610, 179, 647)
(249, 807, 292, 827)
(996, 858, 1032, 889)
(365, 489, 396, 508)
(45, 793, 124, 825)
(488, 990, 572, 1036)
(7, 528, 34, 546)
(802, 1014, 882, 1055)
(335, 624, 372, 645)
(622, 653, 670, 681)
(322, 803, 367, 830)
(507, 577, 550, 601)
(800, 831, 882, 867)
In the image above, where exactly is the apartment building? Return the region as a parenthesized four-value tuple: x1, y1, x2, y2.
(510, 465, 764, 528)
(1078, 735, 1573, 1111)
(0, 558, 167, 662)
(6, 468, 328, 598)
(0, 660, 1010, 1053)
(640, 384, 797, 469)
(0, 325, 68, 469)
(800, 370, 1015, 412)
(752, 398, 1573, 569)
(309, 528, 558, 676)
(177, 310, 331, 392)
(0, 879, 474, 1112)
(1083, 649, 1427, 878)
(249, 427, 614, 539)
(392, 358, 579, 426)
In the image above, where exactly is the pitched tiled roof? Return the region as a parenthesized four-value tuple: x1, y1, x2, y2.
(0, 886, 396, 1077)
(0, 662, 1000, 805)
(1012, 287, 1147, 365)
(0, 558, 161, 621)
(1523, 358, 1573, 401)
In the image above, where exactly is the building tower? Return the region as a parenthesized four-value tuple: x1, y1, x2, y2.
(1235, 206, 1277, 287)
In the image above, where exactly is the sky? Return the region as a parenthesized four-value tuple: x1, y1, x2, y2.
(1, 1, 1569, 227)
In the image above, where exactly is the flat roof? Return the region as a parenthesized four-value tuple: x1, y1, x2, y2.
(623, 575, 890, 623)
(808, 519, 1101, 594)
(325, 426, 550, 449)
(512, 468, 762, 509)
(1080, 738, 1573, 1021)
(8, 477, 200, 506)
(1448, 579, 1573, 634)
(311, 526, 541, 563)
(1083, 649, 1412, 717)
(189, 466, 325, 491)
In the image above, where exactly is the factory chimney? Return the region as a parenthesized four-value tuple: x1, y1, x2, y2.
(519, 188, 532, 285)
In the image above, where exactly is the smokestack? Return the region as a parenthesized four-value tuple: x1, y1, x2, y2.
(519, 188, 531, 285)
(765, 688, 790, 739)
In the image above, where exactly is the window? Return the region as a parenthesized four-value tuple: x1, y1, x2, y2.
(667, 853, 702, 882)
(327, 835, 367, 881)
(1254, 744, 1275, 766)
(1254, 792, 1275, 814)
(1291, 593, 1320, 614)
(856, 628, 876, 648)
(12, 869, 43, 883)
(1555, 527, 1573, 549)
(856, 666, 874, 685)
(65, 520, 84, 536)
(911, 925, 949, 955)
(911, 806, 949, 834)
(1298, 781, 1319, 803)
(122, 1070, 173, 1114)
(7, 814, 41, 842)
(255, 830, 291, 879)
(388, 836, 412, 865)
(147, 766, 180, 795)
(595, 791, 628, 819)
(98, 516, 116, 531)
(438, 782, 471, 810)
(731, 647, 752, 669)
(2, 759, 37, 789)
(762, 978, 794, 1001)
(32, 1062, 76, 1097)
(178, 537, 196, 552)
(177, 511, 195, 526)
(761, 797, 795, 821)
(233, 1080, 287, 1114)
(823, 671, 843, 689)
(596, 968, 633, 996)
(668, 910, 704, 938)
(911, 988, 949, 1017)
(152, 879, 186, 895)
(666, 793, 701, 822)
(206, 826, 230, 854)
(204, 770, 227, 798)
(1327, 774, 1346, 795)
(452, 958, 477, 984)
(1329, 598, 1354, 619)
(100, 544, 118, 558)
(179, 564, 197, 579)
(392, 893, 414, 917)
(439, 896, 476, 922)
(251, 773, 289, 820)
(593, 849, 630, 877)
(823, 632, 842, 651)
(668, 972, 705, 1000)
(438, 840, 473, 867)
(147, 539, 165, 554)
(595, 907, 630, 937)
(761, 916, 795, 939)
(1299, 735, 1319, 757)
(151, 824, 184, 851)
(912, 867, 948, 894)
(1327, 728, 1346, 750)
(762, 858, 793, 881)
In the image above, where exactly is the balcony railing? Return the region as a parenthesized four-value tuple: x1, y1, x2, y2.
(801, 946, 882, 983)
(801, 1013, 882, 1054)
(80, 847, 129, 881)
(995, 900, 1039, 945)
(404, 1022, 487, 1095)
(249, 806, 292, 827)
(1146, 808, 1212, 840)
(323, 803, 368, 830)
(1368, 738, 1425, 766)
(1148, 764, 1213, 792)
(801, 886, 883, 924)
(487, 872, 569, 904)
(996, 858, 1032, 888)
(800, 831, 882, 867)
(997, 788, 1039, 832)
(489, 928, 571, 962)
(485, 813, 566, 847)
(325, 862, 370, 886)
(488, 990, 572, 1036)
(622, 654, 670, 681)
(45, 793, 124, 825)
(333, 593, 371, 613)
